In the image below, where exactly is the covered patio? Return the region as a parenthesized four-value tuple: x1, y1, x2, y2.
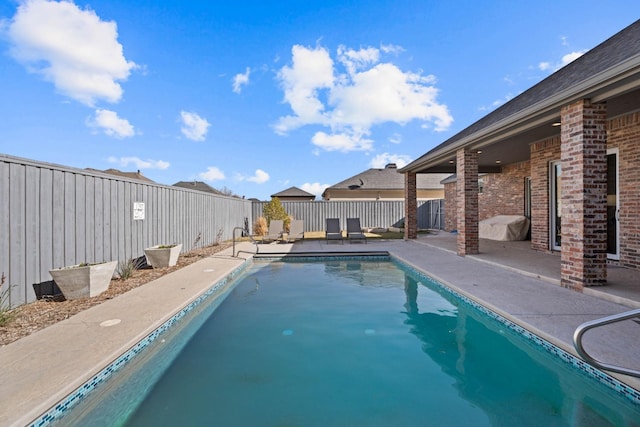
(400, 19, 640, 291)
(413, 232, 640, 309)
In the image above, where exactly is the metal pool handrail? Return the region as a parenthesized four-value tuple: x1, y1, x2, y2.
(573, 308, 640, 378)
(233, 226, 259, 257)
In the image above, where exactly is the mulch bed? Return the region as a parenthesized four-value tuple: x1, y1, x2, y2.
(0, 242, 233, 347)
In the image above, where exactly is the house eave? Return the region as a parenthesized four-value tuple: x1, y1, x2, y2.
(400, 54, 640, 174)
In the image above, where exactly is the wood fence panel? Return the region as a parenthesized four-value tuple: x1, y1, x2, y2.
(0, 162, 9, 304)
(25, 166, 40, 304)
(9, 163, 26, 306)
(0, 154, 443, 308)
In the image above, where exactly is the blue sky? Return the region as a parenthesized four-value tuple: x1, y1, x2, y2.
(0, 1, 637, 200)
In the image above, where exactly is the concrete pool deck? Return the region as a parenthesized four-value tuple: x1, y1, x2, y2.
(2, 236, 639, 425)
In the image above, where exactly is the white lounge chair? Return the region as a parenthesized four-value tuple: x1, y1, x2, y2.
(263, 219, 283, 243)
(287, 220, 304, 242)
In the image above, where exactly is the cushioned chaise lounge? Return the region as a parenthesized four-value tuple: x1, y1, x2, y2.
(346, 217, 367, 243)
(325, 218, 343, 244)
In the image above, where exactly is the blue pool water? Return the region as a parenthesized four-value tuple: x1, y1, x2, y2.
(58, 259, 640, 426)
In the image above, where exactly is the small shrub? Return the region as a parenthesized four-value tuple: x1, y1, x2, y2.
(116, 258, 145, 280)
(0, 272, 13, 326)
(263, 197, 290, 230)
(213, 228, 223, 245)
(254, 216, 268, 236)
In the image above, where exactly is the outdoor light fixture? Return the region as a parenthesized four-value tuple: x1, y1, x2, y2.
(552, 122, 561, 127)
(496, 160, 502, 164)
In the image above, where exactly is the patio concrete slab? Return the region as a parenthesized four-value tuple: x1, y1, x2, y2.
(1, 237, 639, 426)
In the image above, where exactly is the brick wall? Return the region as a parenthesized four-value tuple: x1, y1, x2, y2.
(443, 161, 529, 232)
(560, 100, 607, 289)
(444, 181, 456, 231)
(478, 161, 530, 220)
(608, 111, 640, 269)
(404, 172, 417, 239)
(530, 136, 561, 252)
(456, 149, 479, 255)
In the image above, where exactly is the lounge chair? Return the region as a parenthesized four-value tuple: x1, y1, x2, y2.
(325, 218, 343, 244)
(287, 220, 304, 242)
(346, 218, 367, 243)
(263, 219, 284, 243)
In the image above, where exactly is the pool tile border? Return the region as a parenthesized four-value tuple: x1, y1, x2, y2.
(29, 260, 250, 427)
(394, 257, 640, 406)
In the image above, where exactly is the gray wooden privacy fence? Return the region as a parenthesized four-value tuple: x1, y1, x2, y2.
(0, 155, 252, 308)
(251, 199, 445, 233)
(0, 153, 445, 308)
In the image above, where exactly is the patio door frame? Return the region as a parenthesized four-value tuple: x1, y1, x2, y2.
(607, 148, 620, 260)
(549, 152, 619, 257)
(549, 160, 562, 251)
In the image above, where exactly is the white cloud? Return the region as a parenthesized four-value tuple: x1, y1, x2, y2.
(236, 169, 270, 184)
(300, 182, 329, 198)
(274, 43, 452, 153)
(311, 131, 373, 152)
(180, 111, 210, 141)
(232, 67, 251, 93)
(107, 156, 169, 170)
(6, 0, 136, 106)
(560, 51, 586, 67)
(388, 133, 402, 144)
(337, 45, 380, 75)
(369, 153, 412, 169)
(274, 45, 334, 134)
(88, 109, 135, 138)
(247, 169, 270, 184)
(539, 50, 586, 72)
(199, 166, 225, 182)
(380, 43, 405, 55)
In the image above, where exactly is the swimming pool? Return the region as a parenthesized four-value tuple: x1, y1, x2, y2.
(51, 258, 640, 426)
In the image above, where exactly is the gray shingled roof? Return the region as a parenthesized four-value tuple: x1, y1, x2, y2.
(173, 181, 223, 195)
(402, 19, 640, 172)
(325, 164, 448, 193)
(271, 186, 315, 198)
(85, 168, 156, 183)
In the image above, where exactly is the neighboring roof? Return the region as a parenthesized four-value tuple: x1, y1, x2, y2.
(173, 181, 224, 195)
(401, 19, 640, 174)
(85, 168, 156, 183)
(271, 186, 315, 198)
(322, 163, 449, 197)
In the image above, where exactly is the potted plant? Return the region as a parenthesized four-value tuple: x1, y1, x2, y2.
(144, 243, 183, 268)
(49, 260, 117, 300)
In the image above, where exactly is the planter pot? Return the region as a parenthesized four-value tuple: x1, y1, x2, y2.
(49, 261, 117, 300)
(144, 243, 183, 268)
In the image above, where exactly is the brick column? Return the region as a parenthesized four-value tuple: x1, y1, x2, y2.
(404, 172, 417, 239)
(560, 99, 607, 290)
(456, 148, 479, 255)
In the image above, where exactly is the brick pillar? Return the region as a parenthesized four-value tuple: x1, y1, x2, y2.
(560, 99, 607, 290)
(456, 148, 479, 255)
(404, 172, 417, 239)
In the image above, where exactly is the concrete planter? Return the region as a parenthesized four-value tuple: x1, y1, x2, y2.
(49, 261, 117, 300)
(144, 243, 183, 268)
